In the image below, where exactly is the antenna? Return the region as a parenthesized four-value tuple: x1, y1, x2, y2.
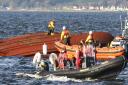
(120, 15, 123, 30)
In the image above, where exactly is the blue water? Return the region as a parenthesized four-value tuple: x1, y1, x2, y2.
(0, 11, 128, 85)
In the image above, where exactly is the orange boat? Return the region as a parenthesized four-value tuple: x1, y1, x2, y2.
(0, 32, 113, 57)
(55, 41, 125, 60)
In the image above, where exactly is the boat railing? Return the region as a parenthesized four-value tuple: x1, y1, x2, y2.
(122, 13, 128, 38)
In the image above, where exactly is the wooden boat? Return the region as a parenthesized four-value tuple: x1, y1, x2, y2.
(0, 32, 113, 57)
(38, 56, 127, 79)
(55, 41, 125, 60)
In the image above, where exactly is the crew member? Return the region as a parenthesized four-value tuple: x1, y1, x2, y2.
(85, 31, 96, 67)
(75, 50, 83, 70)
(58, 49, 68, 70)
(86, 44, 96, 67)
(60, 26, 71, 45)
(39, 60, 49, 72)
(48, 19, 55, 35)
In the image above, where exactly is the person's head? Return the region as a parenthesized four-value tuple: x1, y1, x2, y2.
(51, 19, 55, 21)
(39, 60, 46, 69)
(89, 31, 93, 35)
(49, 19, 55, 23)
(62, 26, 66, 30)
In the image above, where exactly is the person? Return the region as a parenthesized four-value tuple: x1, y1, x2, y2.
(38, 60, 49, 72)
(48, 19, 55, 35)
(85, 31, 94, 45)
(85, 44, 96, 67)
(75, 50, 83, 70)
(33, 52, 49, 73)
(79, 40, 88, 68)
(58, 50, 68, 70)
(60, 26, 71, 45)
(84, 31, 96, 67)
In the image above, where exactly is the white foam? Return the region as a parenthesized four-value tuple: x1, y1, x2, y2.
(46, 74, 82, 82)
(16, 73, 97, 82)
(16, 72, 42, 79)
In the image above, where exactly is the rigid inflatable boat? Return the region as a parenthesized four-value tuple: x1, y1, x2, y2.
(38, 56, 127, 79)
(55, 41, 125, 60)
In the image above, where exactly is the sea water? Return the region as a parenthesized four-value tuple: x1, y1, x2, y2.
(0, 11, 128, 85)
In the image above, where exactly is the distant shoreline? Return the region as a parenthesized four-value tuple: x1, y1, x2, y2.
(0, 9, 127, 13)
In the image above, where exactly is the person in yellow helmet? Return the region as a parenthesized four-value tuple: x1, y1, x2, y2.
(85, 31, 94, 45)
(61, 26, 71, 45)
(85, 31, 96, 67)
(48, 19, 55, 35)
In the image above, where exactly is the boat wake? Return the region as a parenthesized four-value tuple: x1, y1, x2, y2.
(16, 72, 98, 82)
(16, 72, 42, 79)
(45, 74, 82, 82)
(16, 72, 82, 82)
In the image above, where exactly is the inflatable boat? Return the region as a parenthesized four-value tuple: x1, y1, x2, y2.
(55, 41, 125, 60)
(38, 56, 127, 79)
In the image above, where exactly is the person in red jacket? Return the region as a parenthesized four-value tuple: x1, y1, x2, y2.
(75, 50, 83, 70)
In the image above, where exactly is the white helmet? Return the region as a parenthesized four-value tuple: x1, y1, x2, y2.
(89, 31, 93, 35)
(62, 26, 66, 30)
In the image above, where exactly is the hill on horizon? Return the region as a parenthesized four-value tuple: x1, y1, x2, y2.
(0, 0, 128, 10)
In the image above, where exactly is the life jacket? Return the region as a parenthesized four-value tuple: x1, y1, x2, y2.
(67, 54, 74, 60)
(48, 21, 55, 29)
(63, 30, 70, 38)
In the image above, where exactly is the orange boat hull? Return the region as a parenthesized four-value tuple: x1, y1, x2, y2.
(0, 32, 114, 57)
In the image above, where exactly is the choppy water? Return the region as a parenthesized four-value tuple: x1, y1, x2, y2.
(0, 11, 128, 85)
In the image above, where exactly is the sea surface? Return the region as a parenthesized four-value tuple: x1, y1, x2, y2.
(0, 11, 128, 85)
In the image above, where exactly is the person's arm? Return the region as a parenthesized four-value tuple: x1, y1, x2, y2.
(61, 32, 64, 40)
(85, 35, 90, 42)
